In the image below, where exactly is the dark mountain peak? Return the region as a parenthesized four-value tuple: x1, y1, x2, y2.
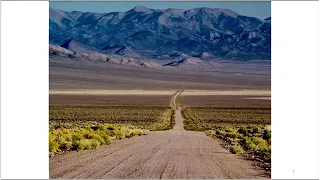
(264, 17, 271, 21)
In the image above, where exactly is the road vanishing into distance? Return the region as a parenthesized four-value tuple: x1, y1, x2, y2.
(50, 90, 267, 179)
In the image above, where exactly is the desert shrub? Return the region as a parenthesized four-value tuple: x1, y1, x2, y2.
(72, 133, 84, 141)
(253, 126, 261, 133)
(49, 120, 146, 154)
(237, 127, 248, 135)
(89, 134, 106, 145)
(77, 139, 92, 151)
(205, 130, 213, 136)
(263, 130, 271, 140)
(247, 143, 257, 151)
(267, 138, 271, 145)
(102, 135, 112, 145)
(252, 137, 268, 151)
(49, 141, 59, 153)
(133, 129, 143, 136)
(116, 131, 125, 139)
(64, 133, 73, 142)
(98, 125, 107, 131)
(225, 127, 234, 132)
(225, 131, 240, 139)
(90, 139, 101, 149)
(184, 124, 201, 131)
(216, 129, 226, 136)
(231, 145, 244, 154)
(240, 137, 252, 150)
(59, 141, 73, 151)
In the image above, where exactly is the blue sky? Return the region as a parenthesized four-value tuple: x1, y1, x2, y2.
(50, 2, 270, 20)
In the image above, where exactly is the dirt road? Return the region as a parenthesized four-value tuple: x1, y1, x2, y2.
(49, 91, 267, 179)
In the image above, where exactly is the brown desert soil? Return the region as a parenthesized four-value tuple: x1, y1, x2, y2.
(50, 94, 172, 106)
(50, 65, 270, 90)
(50, 107, 268, 179)
(179, 95, 271, 107)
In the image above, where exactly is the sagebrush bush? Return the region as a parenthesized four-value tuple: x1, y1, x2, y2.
(77, 139, 92, 151)
(90, 139, 101, 149)
(205, 130, 213, 136)
(98, 125, 107, 131)
(49, 141, 59, 153)
(237, 127, 248, 135)
(49, 121, 146, 155)
(72, 134, 84, 141)
(102, 135, 112, 145)
(89, 134, 106, 145)
(225, 131, 239, 139)
(252, 137, 268, 151)
(231, 145, 244, 154)
(216, 129, 226, 136)
(252, 126, 261, 133)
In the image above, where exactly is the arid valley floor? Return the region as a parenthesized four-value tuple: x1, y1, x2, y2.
(49, 60, 271, 179)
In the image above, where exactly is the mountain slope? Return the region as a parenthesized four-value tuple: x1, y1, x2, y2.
(49, 6, 271, 60)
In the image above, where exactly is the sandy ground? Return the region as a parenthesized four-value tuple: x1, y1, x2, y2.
(50, 107, 268, 179)
(50, 63, 270, 90)
(50, 90, 176, 95)
(243, 97, 271, 100)
(49, 94, 172, 105)
(181, 90, 271, 96)
(178, 95, 271, 107)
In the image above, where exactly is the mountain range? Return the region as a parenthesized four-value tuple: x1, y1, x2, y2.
(49, 6, 271, 61)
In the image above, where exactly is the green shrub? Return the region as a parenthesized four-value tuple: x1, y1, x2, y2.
(49, 141, 59, 153)
(102, 135, 112, 145)
(253, 126, 261, 133)
(247, 143, 257, 151)
(133, 130, 143, 136)
(252, 137, 268, 151)
(89, 134, 106, 145)
(237, 127, 248, 135)
(240, 137, 252, 150)
(184, 124, 201, 131)
(225, 127, 234, 133)
(77, 139, 92, 151)
(90, 139, 101, 149)
(205, 130, 213, 136)
(72, 134, 84, 141)
(116, 131, 125, 139)
(64, 133, 73, 142)
(231, 145, 244, 154)
(98, 125, 107, 131)
(225, 131, 239, 139)
(59, 141, 73, 151)
(216, 129, 226, 136)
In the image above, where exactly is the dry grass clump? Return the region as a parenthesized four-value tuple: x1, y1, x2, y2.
(49, 122, 147, 156)
(205, 125, 271, 173)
